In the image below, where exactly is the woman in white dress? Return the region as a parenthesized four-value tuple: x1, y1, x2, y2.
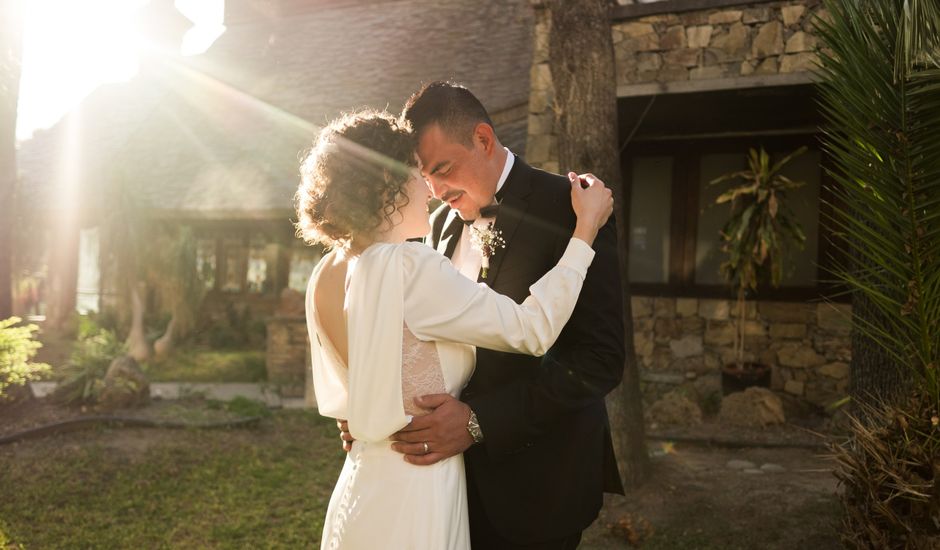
(294, 110, 613, 550)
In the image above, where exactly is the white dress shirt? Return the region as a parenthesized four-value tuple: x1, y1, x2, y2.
(451, 148, 515, 280)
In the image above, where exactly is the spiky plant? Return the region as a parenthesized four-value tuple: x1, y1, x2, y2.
(817, 0, 940, 546)
(710, 146, 808, 367)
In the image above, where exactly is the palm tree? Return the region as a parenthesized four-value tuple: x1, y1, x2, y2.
(817, 0, 940, 410)
(99, 174, 154, 361)
(817, 0, 940, 545)
(151, 226, 204, 358)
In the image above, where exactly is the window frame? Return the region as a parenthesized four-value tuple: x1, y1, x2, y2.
(621, 133, 845, 302)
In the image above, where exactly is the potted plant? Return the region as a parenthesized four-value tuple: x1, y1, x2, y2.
(710, 146, 807, 394)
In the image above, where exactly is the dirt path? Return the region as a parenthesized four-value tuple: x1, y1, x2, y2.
(581, 444, 840, 549)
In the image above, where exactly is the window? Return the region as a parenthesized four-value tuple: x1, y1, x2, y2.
(247, 235, 275, 294)
(624, 136, 830, 299)
(628, 156, 672, 283)
(192, 222, 293, 295)
(221, 237, 247, 292)
(196, 238, 217, 290)
(288, 246, 324, 292)
(76, 227, 101, 314)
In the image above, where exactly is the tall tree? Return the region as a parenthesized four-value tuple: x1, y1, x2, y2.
(544, 0, 650, 487)
(0, 0, 25, 319)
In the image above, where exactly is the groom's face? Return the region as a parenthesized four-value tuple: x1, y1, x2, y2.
(416, 123, 498, 221)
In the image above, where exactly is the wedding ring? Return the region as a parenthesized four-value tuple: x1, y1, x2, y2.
(422, 442, 430, 454)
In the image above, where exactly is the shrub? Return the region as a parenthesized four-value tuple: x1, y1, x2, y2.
(0, 317, 50, 401)
(55, 328, 126, 405)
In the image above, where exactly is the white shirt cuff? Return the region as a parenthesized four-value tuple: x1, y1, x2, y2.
(557, 238, 596, 278)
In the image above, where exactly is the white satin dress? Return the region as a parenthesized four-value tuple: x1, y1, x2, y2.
(306, 238, 595, 550)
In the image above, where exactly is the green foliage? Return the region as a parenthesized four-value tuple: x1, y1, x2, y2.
(0, 317, 50, 401)
(55, 327, 126, 404)
(817, 0, 940, 404)
(208, 396, 272, 418)
(711, 146, 808, 293)
(143, 349, 266, 383)
(818, 0, 940, 546)
(710, 147, 808, 365)
(204, 304, 266, 349)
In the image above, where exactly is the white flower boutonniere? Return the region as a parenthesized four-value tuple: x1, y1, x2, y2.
(469, 222, 506, 279)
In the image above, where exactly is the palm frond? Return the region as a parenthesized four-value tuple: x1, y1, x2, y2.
(817, 0, 940, 405)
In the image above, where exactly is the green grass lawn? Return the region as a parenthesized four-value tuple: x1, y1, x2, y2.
(142, 349, 268, 383)
(0, 410, 344, 548)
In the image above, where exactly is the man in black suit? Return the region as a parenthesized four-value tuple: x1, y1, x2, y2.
(382, 81, 626, 549)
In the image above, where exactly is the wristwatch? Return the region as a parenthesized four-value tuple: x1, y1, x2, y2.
(467, 410, 484, 444)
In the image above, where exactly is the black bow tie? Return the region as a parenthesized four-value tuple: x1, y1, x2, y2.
(462, 203, 500, 225)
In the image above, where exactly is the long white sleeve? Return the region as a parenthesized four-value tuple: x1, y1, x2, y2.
(307, 239, 593, 443)
(401, 238, 594, 355)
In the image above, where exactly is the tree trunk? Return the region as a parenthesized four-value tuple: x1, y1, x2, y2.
(0, 1, 24, 320)
(545, 0, 650, 488)
(847, 217, 910, 414)
(126, 282, 150, 361)
(849, 291, 909, 410)
(153, 315, 176, 359)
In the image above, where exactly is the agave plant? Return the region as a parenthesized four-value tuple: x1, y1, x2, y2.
(817, 0, 940, 545)
(710, 146, 807, 367)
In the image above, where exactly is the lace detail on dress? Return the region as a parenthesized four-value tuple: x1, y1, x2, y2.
(401, 324, 446, 416)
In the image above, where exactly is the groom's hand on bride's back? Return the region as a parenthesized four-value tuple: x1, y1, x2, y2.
(390, 394, 474, 466)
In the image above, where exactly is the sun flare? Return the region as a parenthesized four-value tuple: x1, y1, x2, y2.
(17, 0, 224, 140)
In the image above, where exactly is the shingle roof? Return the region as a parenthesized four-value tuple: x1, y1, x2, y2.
(18, 0, 534, 216)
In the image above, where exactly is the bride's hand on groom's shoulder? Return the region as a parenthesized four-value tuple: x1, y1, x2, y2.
(390, 394, 474, 466)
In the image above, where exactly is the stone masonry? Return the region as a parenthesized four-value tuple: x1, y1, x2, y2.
(524, 0, 849, 412)
(265, 315, 309, 398)
(526, 0, 826, 170)
(632, 297, 851, 409)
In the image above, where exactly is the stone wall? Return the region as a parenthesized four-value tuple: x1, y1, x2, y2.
(526, 0, 825, 172)
(612, 0, 824, 87)
(265, 315, 309, 398)
(633, 296, 851, 410)
(524, 0, 849, 412)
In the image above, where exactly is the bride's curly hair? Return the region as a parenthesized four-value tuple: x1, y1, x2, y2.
(295, 110, 417, 250)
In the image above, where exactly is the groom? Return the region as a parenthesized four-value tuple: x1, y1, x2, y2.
(387, 81, 626, 548)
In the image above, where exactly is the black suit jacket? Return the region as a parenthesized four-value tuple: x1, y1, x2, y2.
(428, 157, 625, 544)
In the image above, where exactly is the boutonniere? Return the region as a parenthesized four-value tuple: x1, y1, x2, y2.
(469, 222, 506, 279)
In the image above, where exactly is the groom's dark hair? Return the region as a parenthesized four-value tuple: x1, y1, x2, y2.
(402, 81, 494, 148)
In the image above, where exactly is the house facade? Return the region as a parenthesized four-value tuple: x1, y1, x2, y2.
(527, 0, 851, 412)
(17, 0, 852, 410)
(16, 0, 535, 394)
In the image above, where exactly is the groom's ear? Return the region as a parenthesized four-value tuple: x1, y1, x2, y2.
(472, 122, 497, 155)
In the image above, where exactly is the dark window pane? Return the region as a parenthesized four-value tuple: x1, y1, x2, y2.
(628, 156, 673, 283)
(774, 149, 821, 287)
(695, 153, 746, 286)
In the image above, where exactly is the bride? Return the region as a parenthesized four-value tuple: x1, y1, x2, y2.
(295, 110, 613, 550)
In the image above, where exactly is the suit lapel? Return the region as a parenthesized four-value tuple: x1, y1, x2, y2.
(437, 208, 463, 259)
(479, 156, 534, 286)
